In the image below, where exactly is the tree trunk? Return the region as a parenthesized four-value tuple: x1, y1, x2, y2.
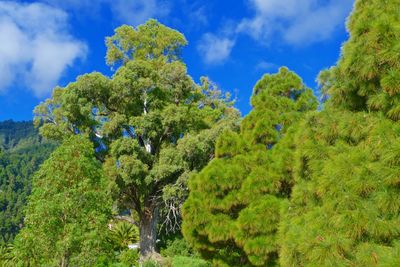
(139, 203, 159, 259)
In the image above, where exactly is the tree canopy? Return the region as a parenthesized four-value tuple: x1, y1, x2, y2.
(279, 0, 400, 265)
(33, 19, 239, 258)
(279, 110, 400, 266)
(13, 135, 112, 266)
(183, 0, 400, 266)
(182, 67, 317, 266)
(323, 0, 400, 120)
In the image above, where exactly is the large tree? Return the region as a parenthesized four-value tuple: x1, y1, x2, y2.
(33, 19, 239, 258)
(182, 67, 317, 266)
(322, 0, 400, 120)
(279, 110, 400, 266)
(13, 135, 112, 266)
(280, 0, 400, 265)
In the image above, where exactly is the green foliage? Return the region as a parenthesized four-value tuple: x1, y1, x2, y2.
(108, 221, 139, 251)
(279, 110, 400, 266)
(160, 237, 193, 258)
(13, 135, 112, 266)
(142, 259, 162, 267)
(0, 120, 56, 244)
(158, 234, 209, 267)
(172, 256, 211, 267)
(7, 1, 399, 265)
(0, 243, 16, 266)
(182, 67, 317, 266)
(105, 19, 187, 66)
(279, 1, 400, 265)
(106, 221, 141, 266)
(117, 249, 140, 267)
(0, 120, 43, 151)
(323, 0, 400, 120)
(34, 19, 239, 257)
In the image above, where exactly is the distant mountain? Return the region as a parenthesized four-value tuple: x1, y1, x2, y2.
(0, 120, 56, 244)
(0, 120, 44, 152)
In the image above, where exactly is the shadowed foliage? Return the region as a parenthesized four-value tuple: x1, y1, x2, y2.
(0, 120, 56, 244)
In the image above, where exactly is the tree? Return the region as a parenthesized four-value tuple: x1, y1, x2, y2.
(182, 67, 317, 266)
(33, 19, 239, 258)
(280, 1, 400, 265)
(323, 0, 400, 120)
(279, 110, 400, 266)
(13, 135, 112, 266)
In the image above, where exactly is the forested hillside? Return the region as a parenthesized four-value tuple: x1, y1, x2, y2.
(0, 121, 55, 244)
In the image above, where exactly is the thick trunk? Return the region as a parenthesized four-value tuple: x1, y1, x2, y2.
(139, 204, 159, 258)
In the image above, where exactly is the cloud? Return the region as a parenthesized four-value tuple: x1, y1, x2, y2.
(255, 61, 278, 72)
(197, 33, 235, 65)
(238, 0, 354, 45)
(190, 5, 208, 26)
(0, 2, 87, 97)
(197, 0, 353, 66)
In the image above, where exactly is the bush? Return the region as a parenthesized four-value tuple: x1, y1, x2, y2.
(160, 237, 192, 258)
(118, 249, 139, 267)
(172, 256, 210, 267)
(142, 259, 162, 267)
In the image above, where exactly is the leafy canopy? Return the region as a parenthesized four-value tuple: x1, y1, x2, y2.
(182, 67, 317, 266)
(33, 19, 239, 257)
(13, 135, 112, 266)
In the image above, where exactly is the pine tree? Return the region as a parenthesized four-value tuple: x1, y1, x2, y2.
(280, 0, 400, 265)
(279, 110, 400, 266)
(324, 0, 400, 120)
(182, 68, 317, 266)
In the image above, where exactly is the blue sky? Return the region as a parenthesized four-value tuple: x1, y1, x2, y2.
(0, 0, 354, 121)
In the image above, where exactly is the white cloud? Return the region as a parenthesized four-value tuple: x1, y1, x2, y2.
(197, 33, 235, 65)
(238, 0, 354, 45)
(0, 2, 87, 97)
(197, 0, 353, 66)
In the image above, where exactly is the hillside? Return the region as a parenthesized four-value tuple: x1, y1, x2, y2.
(0, 120, 56, 244)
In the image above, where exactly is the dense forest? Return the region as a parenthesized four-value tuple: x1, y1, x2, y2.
(0, 121, 56, 244)
(1, 0, 400, 266)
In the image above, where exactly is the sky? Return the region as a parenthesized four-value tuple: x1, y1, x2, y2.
(0, 0, 354, 121)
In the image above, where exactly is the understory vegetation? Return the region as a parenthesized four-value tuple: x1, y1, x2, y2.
(1, 0, 400, 266)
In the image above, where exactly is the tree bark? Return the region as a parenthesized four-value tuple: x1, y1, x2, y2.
(139, 202, 159, 258)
